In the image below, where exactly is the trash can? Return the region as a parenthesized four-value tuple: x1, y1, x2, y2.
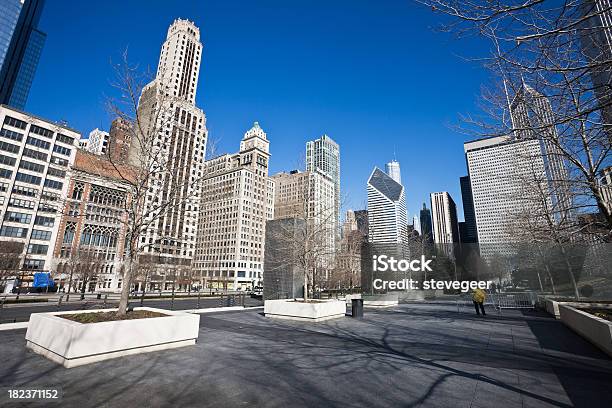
(96, 293, 101, 300)
(351, 298, 364, 318)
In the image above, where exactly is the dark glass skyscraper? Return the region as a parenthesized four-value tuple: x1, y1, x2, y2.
(419, 203, 433, 243)
(0, 0, 46, 110)
(459, 175, 478, 243)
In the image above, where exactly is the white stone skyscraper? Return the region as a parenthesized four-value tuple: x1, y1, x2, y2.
(430, 192, 460, 245)
(367, 167, 408, 246)
(193, 122, 274, 290)
(306, 135, 340, 238)
(130, 19, 208, 267)
(385, 160, 401, 184)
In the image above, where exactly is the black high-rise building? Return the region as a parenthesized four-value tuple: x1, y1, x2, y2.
(0, 0, 46, 110)
(459, 176, 478, 243)
(419, 203, 433, 243)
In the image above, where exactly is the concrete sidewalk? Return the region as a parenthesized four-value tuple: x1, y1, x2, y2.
(0, 302, 610, 407)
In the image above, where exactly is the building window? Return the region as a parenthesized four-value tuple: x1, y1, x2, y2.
(0, 128, 23, 142)
(29, 125, 53, 138)
(19, 160, 45, 173)
(26, 136, 50, 150)
(15, 172, 42, 185)
(52, 145, 71, 156)
(31, 229, 52, 240)
(0, 140, 20, 154)
(4, 211, 32, 224)
(44, 179, 63, 190)
(0, 168, 12, 179)
(27, 244, 48, 255)
(22, 148, 48, 161)
(0, 226, 27, 238)
(34, 215, 54, 227)
(56, 134, 74, 144)
(3, 116, 27, 130)
(62, 222, 76, 244)
(23, 258, 44, 270)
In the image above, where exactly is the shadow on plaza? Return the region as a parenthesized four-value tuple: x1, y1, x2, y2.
(201, 307, 612, 408)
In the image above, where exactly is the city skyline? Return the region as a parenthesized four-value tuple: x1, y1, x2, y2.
(23, 1, 490, 221)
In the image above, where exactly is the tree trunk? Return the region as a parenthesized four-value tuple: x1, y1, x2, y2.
(559, 244, 580, 300)
(117, 255, 134, 316)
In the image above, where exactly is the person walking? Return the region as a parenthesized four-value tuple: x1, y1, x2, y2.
(472, 288, 486, 316)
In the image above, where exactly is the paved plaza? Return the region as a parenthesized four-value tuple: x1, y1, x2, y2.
(1, 302, 611, 407)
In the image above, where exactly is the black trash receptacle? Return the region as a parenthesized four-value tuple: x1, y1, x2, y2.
(351, 298, 364, 318)
(96, 293, 101, 300)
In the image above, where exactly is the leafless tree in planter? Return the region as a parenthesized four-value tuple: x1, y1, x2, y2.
(0, 241, 24, 292)
(417, 0, 612, 238)
(269, 172, 342, 301)
(60, 248, 104, 301)
(105, 52, 208, 316)
(330, 230, 365, 290)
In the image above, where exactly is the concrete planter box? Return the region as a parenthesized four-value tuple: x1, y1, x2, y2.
(264, 299, 346, 321)
(363, 293, 399, 307)
(545, 298, 611, 319)
(25, 307, 200, 368)
(559, 305, 612, 358)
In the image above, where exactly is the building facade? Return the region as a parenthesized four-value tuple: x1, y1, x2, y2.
(367, 167, 408, 247)
(85, 128, 110, 156)
(385, 160, 401, 184)
(419, 203, 433, 243)
(465, 135, 564, 260)
(306, 134, 340, 239)
(430, 191, 460, 246)
(0, 104, 79, 288)
(459, 175, 478, 243)
(129, 19, 208, 271)
(0, 0, 46, 110)
(52, 151, 133, 293)
(193, 122, 274, 291)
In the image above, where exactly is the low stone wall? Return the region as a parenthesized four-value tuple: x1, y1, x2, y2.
(559, 305, 612, 358)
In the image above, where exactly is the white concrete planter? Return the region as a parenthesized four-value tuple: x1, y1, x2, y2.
(545, 298, 611, 319)
(363, 293, 399, 307)
(559, 305, 612, 358)
(545, 299, 562, 318)
(25, 307, 200, 368)
(264, 299, 346, 322)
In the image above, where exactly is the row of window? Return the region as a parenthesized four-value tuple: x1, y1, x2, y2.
(3, 211, 54, 226)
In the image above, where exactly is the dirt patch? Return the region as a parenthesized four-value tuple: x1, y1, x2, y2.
(60, 310, 168, 324)
(582, 309, 612, 323)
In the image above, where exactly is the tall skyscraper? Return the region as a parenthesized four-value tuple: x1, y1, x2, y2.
(459, 175, 478, 243)
(367, 167, 408, 246)
(430, 192, 460, 245)
(193, 122, 274, 290)
(385, 160, 401, 184)
(130, 19, 208, 267)
(465, 133, 568, 260)
(581, 0, 612, 127)
(419, 203, 433, 243)
(412, 214, 421, 235)
(271, 169, 336, 274)
(306, 134, 340, 238)
(0, 0, 46, 110)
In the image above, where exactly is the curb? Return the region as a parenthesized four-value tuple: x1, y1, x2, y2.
(0, 322, 28, 331)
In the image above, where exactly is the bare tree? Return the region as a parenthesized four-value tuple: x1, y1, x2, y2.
(104, 52, 209, 315)
(269, 171, 341, 301)
(417, 0, 612, 238)
(0, 241, 24, 293)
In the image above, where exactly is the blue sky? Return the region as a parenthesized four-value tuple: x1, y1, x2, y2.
(27, 0, 491, 221)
